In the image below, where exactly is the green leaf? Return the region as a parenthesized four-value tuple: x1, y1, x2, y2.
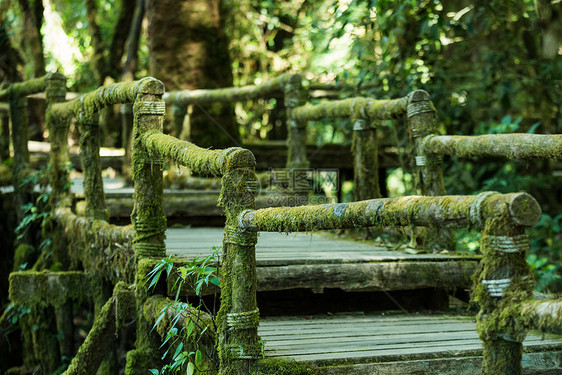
(194, 350, 202, 366)
(148, 369, 159, 375)
(172, 342, 184, 360)
(186, 362, 195, 375)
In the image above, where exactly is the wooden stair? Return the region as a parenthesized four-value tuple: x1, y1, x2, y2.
(259, 314, 562, 374)
(164, 227, 562, 374)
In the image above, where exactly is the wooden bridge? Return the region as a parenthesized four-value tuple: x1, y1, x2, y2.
(1, 73, 562, 375)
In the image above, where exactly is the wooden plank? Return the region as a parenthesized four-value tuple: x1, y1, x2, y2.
(164, 227, 479, 293)
(316, 352, 562, 375)
(258, 314, 562, 366)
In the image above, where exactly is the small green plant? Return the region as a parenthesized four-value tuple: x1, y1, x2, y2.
(14, 166, 51, 241)
(145, 246, 221, 375)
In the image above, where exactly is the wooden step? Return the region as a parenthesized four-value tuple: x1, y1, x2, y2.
(258, 313, 562, 374)
(165, 227, 479, 294)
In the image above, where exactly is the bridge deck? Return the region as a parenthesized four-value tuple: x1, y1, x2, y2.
(258, 313, 562, 374)
(165, 227, 480, 293)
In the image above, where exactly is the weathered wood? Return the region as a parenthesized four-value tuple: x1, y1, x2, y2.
(425, 134, 562, 160)
(63, 283, 134, 375)
(315, 352, 562, 375)
(352, 126, 380, 204)
(520, 299, 562, 335)
(131, 78, 167, 258)
(239, 193, 541, 233)
(291, 96, 408, 122)
(163, 73, 290, 106)
(256, 261, 477, 293)
(257, 313, 562, 368)
(0, 75, 48, 101)
(77, 113, 108, 220)
(285, 74, 309, 169)
(407, 90, 454, 250)
(164, 228, 479, 296)
(9, 271, 89, 306)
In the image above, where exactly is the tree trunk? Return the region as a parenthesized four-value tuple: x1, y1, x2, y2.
(146, 0, 239, 148)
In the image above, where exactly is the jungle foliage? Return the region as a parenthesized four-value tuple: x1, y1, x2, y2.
(1, 1, 561, 288)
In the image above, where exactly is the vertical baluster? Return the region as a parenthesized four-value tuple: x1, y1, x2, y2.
(77, 109, 108, 221)
(352, 116, 381, 201)
(407, 90, 455, 250)
(474, 193, 540, 375)
(121, 103, 133, 178)
(284, 74, 309, 170)
(45, 72, 71, 207)
(10, 87, 32, 244)
(131, 78, 166, 259)
(218, 148, 261, 375)
(0, 105, 10, 162)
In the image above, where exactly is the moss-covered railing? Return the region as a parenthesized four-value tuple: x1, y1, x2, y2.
(138, 124, 260, 374)
(236, 191, 550, 375)
(6, 76, 195, 374)
(164, 73, 303, 166)
(0, 74, 58, 244)
(5, 73, 561, 375)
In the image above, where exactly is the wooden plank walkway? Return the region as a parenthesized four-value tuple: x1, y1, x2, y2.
(166, 228, 478, 291)
(258, 314, 562, 374)
(165, 227, 480, 293)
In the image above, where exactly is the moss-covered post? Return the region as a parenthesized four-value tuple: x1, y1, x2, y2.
(78, 110, 108, 221)
(127, 78, 167, 374)
(121, 103, 133, 179)
(172, 104, 187, 139)
(46, 72, 71, 208)
(9, 87, 32, 244)
(284, 74, 309, 170)
(474, 193, 541, 375)
(131, 78, 166, 259)
(352, 118, 381, 201)
(407, 90, 454, 250)
(0, 106, 10, 161)
(217, 148, 261, 375)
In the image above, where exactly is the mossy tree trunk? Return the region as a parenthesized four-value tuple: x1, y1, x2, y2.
(146, 0, 239, 148)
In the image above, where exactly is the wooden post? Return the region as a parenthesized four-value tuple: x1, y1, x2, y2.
(77, 111, 108, 221)
(45, 72, 71, 207)
(217, 149, 261, 375)
(474, 193, 540, 375)
(120, 103, 133, 178)
(9, 89, 32, 242)
(0, 106, 10, 161)
(172, 104, 187, 139)
(131, 78, 166, 259)
(407, 90, 455, 250)
(352, 118, 381, 201)
(284, 74, 309, 170)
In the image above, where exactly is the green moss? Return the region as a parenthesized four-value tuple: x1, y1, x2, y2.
(291, 96, 408, 122)
(425, 134, 562, 160)
(64, 291, 116, 375)
(13, 244, 37, 271)
(256, 358, 319, 375)
(164, 73, 290, 106)
(9, 271, 88, 308)
(124, 348, 156, 375)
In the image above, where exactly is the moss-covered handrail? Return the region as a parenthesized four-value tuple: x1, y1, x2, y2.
(140, 126, 260, 374)
(238, 190, 547, 374)
(237, 192, 541, 232)
(291, 96, 408, 123)
(163, 73, 294, 105)
(519, 298, 562, 335)
(49, 77, 160, 120)
(0, 74, 50, 101)
(141, 131, 256, 176)
(423, 134, 562, 159)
